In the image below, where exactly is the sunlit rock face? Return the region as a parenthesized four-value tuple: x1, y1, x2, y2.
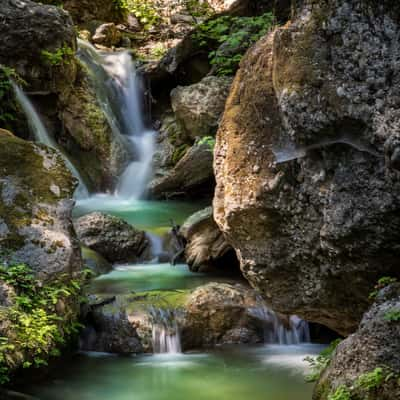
(0, 129, 82, 280)
(214, 0, 400, 336)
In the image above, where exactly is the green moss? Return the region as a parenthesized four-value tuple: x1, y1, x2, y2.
(0, 131, 74, 253)
(328, 385, 351, 400)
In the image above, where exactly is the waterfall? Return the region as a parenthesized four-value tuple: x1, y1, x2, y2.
(77, 40, 156, 200)
(149, 308, 182, 354)
(249, 303, 310, 345)
(12, 83, 89, 199)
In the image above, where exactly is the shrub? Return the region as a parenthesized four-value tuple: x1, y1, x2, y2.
(369, 276, 397, 300)
(328, 385, 352, 400)
(356, 367, 385, 391)
(126, 0, 161, 31)
(304, 339, 342, 382)
(41, 45, 74, 66)
(193, 13, 275, 76)
(0, 263, 85, 384)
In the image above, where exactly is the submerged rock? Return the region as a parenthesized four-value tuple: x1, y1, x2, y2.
(214, 0, 400, 335)
(171, 76, 233, 140)
(314, 284, 400, 400)
(0, 129, 82, 279)
(74, 212, 148, 264)
(180, 207, 234, 273)
(148, 142, 215, 199)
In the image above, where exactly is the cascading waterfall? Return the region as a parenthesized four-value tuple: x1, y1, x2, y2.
(149, 308, 182, 354)
(77, 40, 156, 200)
(249, 302, 310, 345)
(12, 83, 89, 199)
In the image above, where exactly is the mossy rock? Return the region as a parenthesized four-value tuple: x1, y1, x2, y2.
(0, 130, 81, 279)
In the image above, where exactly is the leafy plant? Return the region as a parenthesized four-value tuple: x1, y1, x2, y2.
(198, 135, 216, 150)
(193, 13, 275, 75)
(383, 308, 400, 322)
(0, 263, 85, 384)
(0, 65, 22, 126)
(41, 45, 74, 66)
(304, 339, 342, 382)
(369, 277, 398, 300)
(150, 43, 169, 59)
(328, 385, 352, 400)
(126, 0, 161, 31)
(356, 367, 385, 391)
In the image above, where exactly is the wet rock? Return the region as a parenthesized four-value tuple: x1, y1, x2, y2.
(148, 142, 215, 199)
(214, 0, 400, 335)
(59, 67, 132, 192)
(314, 284, 400, 400)
(171, 76, 233, 140)
(82, 298, 143, 354)
(180, 207, 233, 272)
(92, 23, 122, 47)
(81, 246, 112, 277)
(181, 282, 265, 348)
(0, 0, 77, 94)
(0, 129, 82, 280)
(74, 212, 148, 264)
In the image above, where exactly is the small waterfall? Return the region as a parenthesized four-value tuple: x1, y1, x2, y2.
(12, 83, 89, 199)
(149, 308, 182, 354)
(249, 303, 310, 345)
(78, 40, 156, 200)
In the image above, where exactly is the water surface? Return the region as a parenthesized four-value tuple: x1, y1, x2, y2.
(26, 345, 320, 400)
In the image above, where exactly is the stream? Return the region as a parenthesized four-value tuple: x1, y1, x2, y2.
(14, 41, 322, 400)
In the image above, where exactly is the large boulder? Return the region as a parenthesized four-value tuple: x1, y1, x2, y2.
(180, 207, 234, 272)
(149, 142, 215, 199)
(314, 284, 400, 400)
(74, 212, 149, 264)
(0, 129, 82, 280)
(171, 76, 233, 140)
(181, 283, 265, 348)
(0, 0, 77, 94)
(214, 0, 400, 335)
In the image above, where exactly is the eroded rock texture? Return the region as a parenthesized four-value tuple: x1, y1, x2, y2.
(0, 129, 82, 280)
(214, 0, 400, 335)
(314, 284, 400, 400)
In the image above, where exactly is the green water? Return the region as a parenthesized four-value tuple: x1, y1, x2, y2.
(39, 198, 319, 400)
(25, 345, 320, 400)
(74, 196, 206, 233)
(89, 263, 238, 295)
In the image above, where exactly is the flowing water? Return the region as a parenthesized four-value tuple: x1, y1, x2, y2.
(18, 44, 322, 399)
(24, 346, 321, 400)
(77, 40, 156, 201)
(12, 83, 89, 199)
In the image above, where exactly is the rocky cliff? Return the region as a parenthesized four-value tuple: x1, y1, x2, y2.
(214, 0, 400, 335)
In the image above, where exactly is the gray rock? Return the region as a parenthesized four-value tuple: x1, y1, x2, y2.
(214, 0, 400, 335)
(148, 142, 215, 199)
(74, 212, 148, 264)
(181, 282, 265, 349)
(92, 23, 122, 47)
(314, 284, 400, 400)
(171, 76, 233, 140)
(0, 0, 77, 93)
(180, 207, 233, 272)
(0, 130, 82, 280)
